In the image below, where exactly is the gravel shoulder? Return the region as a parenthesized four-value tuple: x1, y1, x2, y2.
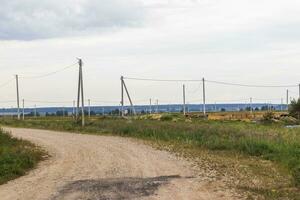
(0, 127, 240, 200)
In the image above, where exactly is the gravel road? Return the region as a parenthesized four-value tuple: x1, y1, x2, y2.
(0, 128, 239, 200)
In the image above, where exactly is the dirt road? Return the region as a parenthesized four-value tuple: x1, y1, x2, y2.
(0, 128, 239, 200)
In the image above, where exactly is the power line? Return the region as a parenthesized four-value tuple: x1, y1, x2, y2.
(123, 76, 298, 88)
(205, 80, 297, 88)
(0, 78, 14, 89)
(25, 99, 72, 104)
(123, 77, 202, 82)
(20, 63, 77, 79)
(0, 100, 15, 103)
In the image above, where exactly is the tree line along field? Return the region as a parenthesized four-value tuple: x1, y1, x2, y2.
(0, 128, 45, 185)
(0, 115, 299, 199)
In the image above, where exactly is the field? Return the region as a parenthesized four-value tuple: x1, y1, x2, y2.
(0, 114, 299, 199)
(0, 128, 45, 184)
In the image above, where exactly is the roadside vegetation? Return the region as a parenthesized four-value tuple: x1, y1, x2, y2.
(0, 128, 45, 185)
(0, 115, 299, 199)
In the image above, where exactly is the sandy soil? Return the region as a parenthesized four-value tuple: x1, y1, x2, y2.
(0, 127, 241, 200)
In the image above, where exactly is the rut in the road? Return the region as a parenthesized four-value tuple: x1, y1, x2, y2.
(52, 175, 183, 200)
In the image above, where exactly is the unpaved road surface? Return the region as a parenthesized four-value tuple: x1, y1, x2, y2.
(0, 128, 240, 200)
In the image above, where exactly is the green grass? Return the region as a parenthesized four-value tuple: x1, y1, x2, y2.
(0, 116, 299, 199)
(0, 128, 44, 185)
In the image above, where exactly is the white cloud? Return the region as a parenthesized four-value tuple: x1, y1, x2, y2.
(0, 0, 146, 40)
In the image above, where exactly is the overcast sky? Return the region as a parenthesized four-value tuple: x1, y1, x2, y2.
(1, 0, 300, 107)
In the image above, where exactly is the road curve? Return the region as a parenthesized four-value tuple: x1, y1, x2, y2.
(0, 128, 238, 200)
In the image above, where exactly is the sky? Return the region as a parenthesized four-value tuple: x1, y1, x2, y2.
(1, 0, 300, 107)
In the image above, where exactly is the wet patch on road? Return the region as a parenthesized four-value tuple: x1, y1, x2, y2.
(52, 175, 183, 200)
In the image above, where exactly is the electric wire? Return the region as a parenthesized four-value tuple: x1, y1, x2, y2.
(123, 76, 298, 88)
(20, 63, 77, 79)
(0, 78, 14, 89)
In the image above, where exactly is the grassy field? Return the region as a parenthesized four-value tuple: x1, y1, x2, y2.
(0, 116, 299, 199)
(0, 128, 45, 185)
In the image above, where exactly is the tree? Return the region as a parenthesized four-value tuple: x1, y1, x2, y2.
(289, 99, 300, 119)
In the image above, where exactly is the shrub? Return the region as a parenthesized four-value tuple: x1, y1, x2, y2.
(262, 111, 276, 122)
(289, 99, 300, 119)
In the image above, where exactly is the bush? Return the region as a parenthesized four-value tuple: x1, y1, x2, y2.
(289, 99, 300, 119)
(262, 111, 276, 122)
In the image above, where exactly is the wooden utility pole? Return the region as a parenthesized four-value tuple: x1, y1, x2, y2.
(15, 75, 20, 120)
(183, 84, 186, 115)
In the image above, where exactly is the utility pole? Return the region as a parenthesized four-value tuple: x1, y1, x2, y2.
(281, 98, 283, 111)
(102, 107, 105, 116)
(22, 99, 25, 120)
(183, 84, 186, 115)
(76, 58, 85, 126)
(121, 76, 124, 117)
(202, 78, 206, 116)
(299, 84, 300, 100)
(34, 104, 37, 117)
(72, 100, 75, 119)
(15, 75, 20, 120)
(156, 99, 159, 113)
(286, 89, 289, 111)
(122, 77, 136, 115)
(88, 99, 91, 118)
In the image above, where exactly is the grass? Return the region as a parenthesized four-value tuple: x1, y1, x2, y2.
(0, 128, 45, 185)
(0, 116, 299, 199)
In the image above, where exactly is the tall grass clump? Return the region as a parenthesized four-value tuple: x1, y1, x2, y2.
(0, 128, 44, 184)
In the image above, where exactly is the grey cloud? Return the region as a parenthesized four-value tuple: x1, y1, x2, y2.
(0, 0, 146, 40)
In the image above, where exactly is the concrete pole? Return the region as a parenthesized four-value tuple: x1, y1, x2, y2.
(202, 78, 206, 116)
(76, 61, 81, 119)
(122, 79, 136, 115)
(72, 100, 75, 119)
(121, 76, 124, 117)
(22, 99, 25, 120)
(183, 84, 186, 115)
(15, 75, 20, 120)
(299, 84, 300, 100)
(79, 60, 85, 127)
(88, 99, 91, 118)
(287, 89, 289, 111)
